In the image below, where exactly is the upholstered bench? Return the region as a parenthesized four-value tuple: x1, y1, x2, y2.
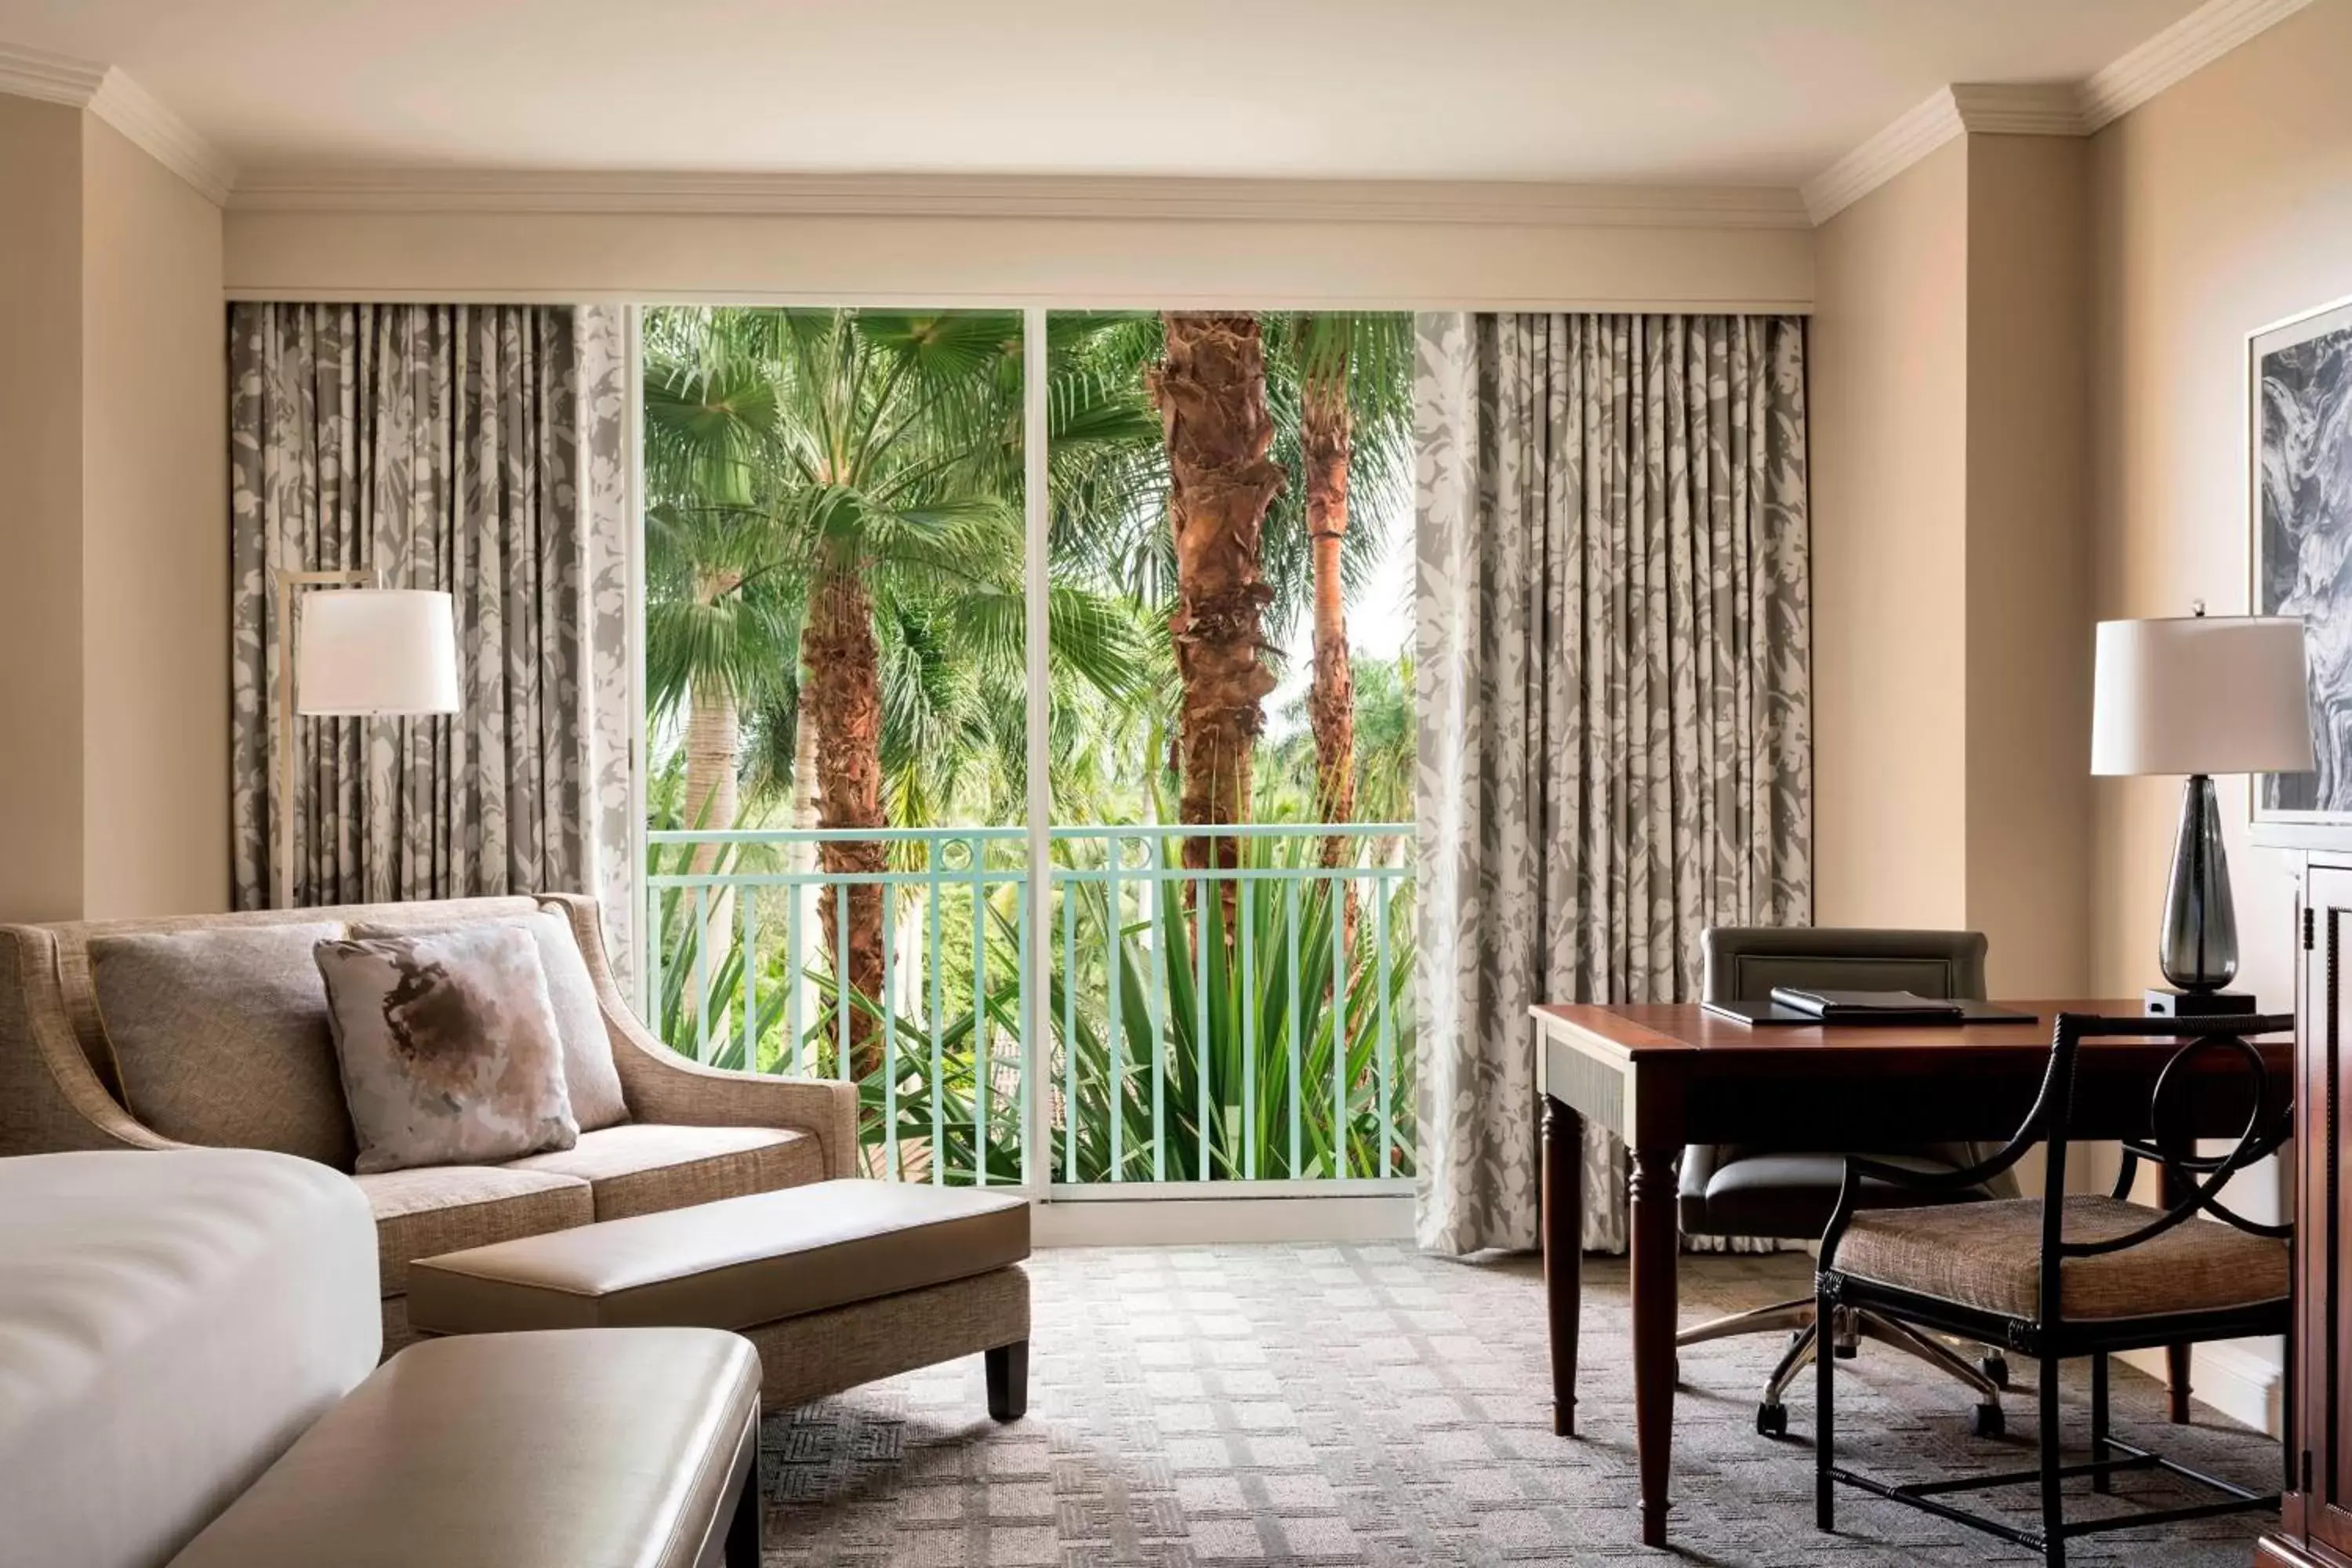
(169, 1328, 762, 1568)
(406, 1178, 1033, 1416)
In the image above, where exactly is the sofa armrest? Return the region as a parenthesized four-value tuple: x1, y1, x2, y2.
(0, 926, 191, 1158)
(536, 894, 862, 1180)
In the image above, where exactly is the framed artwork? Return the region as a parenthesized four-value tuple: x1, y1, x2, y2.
(2250, 293, 2352, 848)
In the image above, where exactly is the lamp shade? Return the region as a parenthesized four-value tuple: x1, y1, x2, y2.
(2090, 615, 2314, 776)
(295, 589, 460, 716)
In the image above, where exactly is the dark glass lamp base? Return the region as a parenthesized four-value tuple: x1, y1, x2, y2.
(2143, 987, 2258, 1018)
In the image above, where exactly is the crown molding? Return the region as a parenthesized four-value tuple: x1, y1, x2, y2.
(88, 71, 236, 205)
(1801, 87, 1965, 225)
(0, 42, 234, 205)
(1945, 82, 2087, 137)
(0, 40, 105, 105)
(1808, 0, 2312, 223)
(224, 168, 1814, 228)
(2079, 0, 2312, 131)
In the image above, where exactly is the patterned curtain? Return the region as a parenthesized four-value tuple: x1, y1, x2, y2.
(1412, 312, 1813, 1257)
(229, 303, 635, 967)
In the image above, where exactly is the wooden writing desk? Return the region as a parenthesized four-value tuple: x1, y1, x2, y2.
(1533, 1000, 2295, 1549)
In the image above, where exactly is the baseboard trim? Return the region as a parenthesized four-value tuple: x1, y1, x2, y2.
(1035, 1194, 1414, 1247)
(2116, 1339, 2285, 1435)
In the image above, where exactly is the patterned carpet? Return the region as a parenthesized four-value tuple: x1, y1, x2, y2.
(757, 1245, 2280, 1565)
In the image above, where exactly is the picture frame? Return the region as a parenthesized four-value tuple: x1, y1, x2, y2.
(2249, 291, 2352, 851)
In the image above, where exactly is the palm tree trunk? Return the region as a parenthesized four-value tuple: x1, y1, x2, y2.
(802, 557, 887, 1082)
(1301, 379, 1356, 862)
(1152, 313, 1284, 898)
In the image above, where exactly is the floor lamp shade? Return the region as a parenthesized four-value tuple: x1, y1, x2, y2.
(295, 589, 461, 716)
(2089, 613, 2313, 1007)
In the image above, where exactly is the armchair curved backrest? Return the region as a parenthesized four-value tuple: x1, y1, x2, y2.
(1820, 1009, 2296, 1326)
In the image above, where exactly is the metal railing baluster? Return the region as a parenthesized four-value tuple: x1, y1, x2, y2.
(1331, 867, 1348, 1178)
(833, 881, 851, 1087)
(785, 876, 802, 1076)
(971, 844, 989, 1187)
(1241, 878, 1258, 1181)
(1374, 873, 1396, 1180)
(1285, 877, 1302, 1178)
(1106, 837, 1123, 1183)
(694, 887, 713, 1065)
(1147, 835, 1167, 1184)
(1195, 870, 1210, 1180)
(1060, 866, 1076, 1184)
(927, 852, 945, 1185)
(882, 880, 898, 1181)
(740, 890, 757, 1072)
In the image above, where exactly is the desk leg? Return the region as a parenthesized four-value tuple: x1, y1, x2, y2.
(1630, 1142, 1678, 1548)
(1542, 1095, 1582, 1438)
(2160, 1131, 2194, 1423)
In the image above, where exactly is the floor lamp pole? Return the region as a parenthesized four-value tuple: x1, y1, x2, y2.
(273, 568, 371, 909)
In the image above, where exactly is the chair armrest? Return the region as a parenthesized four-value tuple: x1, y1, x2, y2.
(0, 926, 191, 1157)
(535, 894, 862, 1180)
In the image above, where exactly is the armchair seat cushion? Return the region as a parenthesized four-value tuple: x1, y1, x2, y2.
(1682, 1150, 1987, 1240)
(1839, 1194, 2291, 1321)
(504, 1123, 822, 1221)
(355, 1166, 593, 1298)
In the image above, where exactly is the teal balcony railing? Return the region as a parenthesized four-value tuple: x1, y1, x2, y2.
(643, 823, 1415, 1194)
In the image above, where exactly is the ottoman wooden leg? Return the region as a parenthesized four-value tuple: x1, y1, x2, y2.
(986, 1340, 1029, 1421)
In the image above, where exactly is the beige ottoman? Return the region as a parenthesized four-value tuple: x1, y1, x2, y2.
(406, 1179, 1031, 1417)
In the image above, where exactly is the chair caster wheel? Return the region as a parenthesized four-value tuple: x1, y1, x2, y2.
(1971, 1402, 2005, 1439)
(1757, 1402, 1788, 1439)
(1833, 1341, 1858, 1360)
(1980, 1353, 2009, 1389)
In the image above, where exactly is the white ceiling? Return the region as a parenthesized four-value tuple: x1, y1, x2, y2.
(0, 0, 2209, 183)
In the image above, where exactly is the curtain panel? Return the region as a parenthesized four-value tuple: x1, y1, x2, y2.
(229, 303, 633, 970)
(1413, 311, 1813, 1257)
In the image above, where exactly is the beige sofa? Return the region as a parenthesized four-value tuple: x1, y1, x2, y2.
(0, 893, 858, 1352)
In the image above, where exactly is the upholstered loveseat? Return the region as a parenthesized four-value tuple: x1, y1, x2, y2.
(0, 893, 858, 1351)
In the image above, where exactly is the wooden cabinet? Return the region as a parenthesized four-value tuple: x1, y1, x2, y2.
(2262, 859, 2352, 1567)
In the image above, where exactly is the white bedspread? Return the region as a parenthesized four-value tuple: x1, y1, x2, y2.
(0, 1149, 379, 1568)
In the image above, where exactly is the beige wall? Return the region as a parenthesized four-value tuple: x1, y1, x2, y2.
(0, 96, 88, 924)
(223, 208, 1813, 312)
(0, 101, 225, 923)
(2089, 0, 2352, 1016)
(1809, 139, 1972, 936)
(2081, 0, 2352, 1430)
(81, 118, 230, 918)
(1810, 132, 2094, 999)
(1963, 136, 2091, 996)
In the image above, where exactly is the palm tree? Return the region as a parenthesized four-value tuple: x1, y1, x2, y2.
(644, 307, 1152, 1077)
(1151, 314, 1285, 887)
(1288, 314, 1415, 864)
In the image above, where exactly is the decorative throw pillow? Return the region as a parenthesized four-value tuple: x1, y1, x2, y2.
(89, 922, 359, 1170)
(314, 925, 579, 1174)
(351, 908, 630, 1132)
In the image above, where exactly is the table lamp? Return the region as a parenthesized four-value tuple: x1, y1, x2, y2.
(275, 571, 460, 909)
(2090, 606, 2314, 1015)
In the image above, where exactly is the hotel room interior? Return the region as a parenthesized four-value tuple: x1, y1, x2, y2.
(3, 1, 2352, 1563)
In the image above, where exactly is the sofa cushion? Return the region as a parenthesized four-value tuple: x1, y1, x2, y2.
(505, 1123, 822, 1221)
(354, 909, 629, 1134)
(408, 1179, 1030, 1334)
(88, 923, 358, 1170)
(354, 1164, 593, 1298)
(316, 926, 579, 1174)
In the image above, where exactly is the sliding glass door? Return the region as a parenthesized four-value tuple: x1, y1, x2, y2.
(632, 305, 1414, 1198)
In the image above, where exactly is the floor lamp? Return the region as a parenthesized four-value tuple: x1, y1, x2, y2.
(274, 571, 461, 909)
